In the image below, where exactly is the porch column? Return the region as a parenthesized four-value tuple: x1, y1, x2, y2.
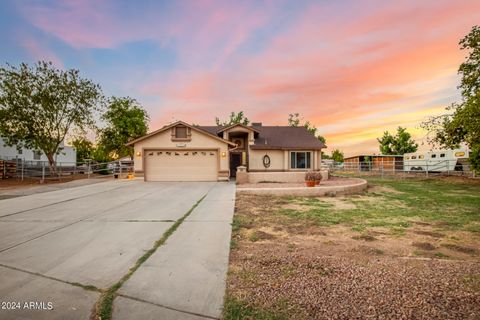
(283, 151, 289, 171)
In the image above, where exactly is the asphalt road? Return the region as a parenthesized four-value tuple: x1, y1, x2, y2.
(0, 180, 235, 320)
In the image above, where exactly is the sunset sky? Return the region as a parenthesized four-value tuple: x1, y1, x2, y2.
(1, 0, 479, 156)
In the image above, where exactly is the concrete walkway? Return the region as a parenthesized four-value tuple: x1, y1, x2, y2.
(0, 180, 235, 320)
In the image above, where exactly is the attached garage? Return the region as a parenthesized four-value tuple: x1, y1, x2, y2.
(144, 149, 218, 182)
(127, 121, 234, 182)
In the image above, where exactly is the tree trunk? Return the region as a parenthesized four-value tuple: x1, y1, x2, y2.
(46, 153, 58, 178)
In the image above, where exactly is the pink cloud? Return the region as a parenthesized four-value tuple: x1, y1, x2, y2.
(18, 35, 63, 67)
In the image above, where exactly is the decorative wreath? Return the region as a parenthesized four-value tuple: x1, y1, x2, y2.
(262, 155, 271, 168)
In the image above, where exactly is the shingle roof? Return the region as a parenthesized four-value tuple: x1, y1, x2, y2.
(197, 125, 326, 150)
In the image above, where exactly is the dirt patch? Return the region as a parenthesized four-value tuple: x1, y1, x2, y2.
(352, 234, 377, 242)
(414, 230, 445, 238)
(0, 174, 90, 189)
(248, 230, 276, 242)
(442, 243, 478, 255)
(282, 203, 310, 212)
(320, 197, 356, 210)
(368, 185, 404, 194)
(412, 242, 436, 251)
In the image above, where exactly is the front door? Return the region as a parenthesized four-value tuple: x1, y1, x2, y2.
(230, 153, 242, 177)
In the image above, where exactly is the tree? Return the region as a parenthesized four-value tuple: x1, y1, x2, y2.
(71, 136, 94, 163)
(98, 97, 149, 159)
(288, 113, 317, 135)
(317, 135, 326, 145)
(0, 61, 102, 175)
(331, 149, 344, 162)
(215, 111, 250, 126)
(422, 25, 480, 172)
(377, 127, 418, 155)
(288, 113, 327, 147)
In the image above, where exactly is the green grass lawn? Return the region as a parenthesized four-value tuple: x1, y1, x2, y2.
(278, 177, 480, 233)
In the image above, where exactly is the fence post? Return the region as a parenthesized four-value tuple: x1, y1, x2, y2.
(119, 161, 122, 178)
(426, 162, 429, 178)
(21, 159, 24, 181)
(88, 161, 91, 179)
(41, 162, 45, 183)
(447, 160, 449, 176)
(381, 161, 384, 179)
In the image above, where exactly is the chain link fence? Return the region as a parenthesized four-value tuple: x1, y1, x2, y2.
(0, 157, 134, 182)
(325, 159, 476, 179)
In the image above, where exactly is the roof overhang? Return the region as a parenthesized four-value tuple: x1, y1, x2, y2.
(126, 121, 236, 147)
(217, 123, 260, 134)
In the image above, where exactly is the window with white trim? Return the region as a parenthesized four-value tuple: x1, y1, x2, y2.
(290, 151, 311, 169)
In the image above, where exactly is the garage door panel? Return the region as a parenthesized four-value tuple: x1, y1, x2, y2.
(145, 150, 218, 182)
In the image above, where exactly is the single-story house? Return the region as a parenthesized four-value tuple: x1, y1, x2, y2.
(126, 121, 326, 182)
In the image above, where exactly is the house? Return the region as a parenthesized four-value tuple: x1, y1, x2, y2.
(126, 121, 326, 182)
(0, 137, 76, 166)
(343, 154, 403, 172)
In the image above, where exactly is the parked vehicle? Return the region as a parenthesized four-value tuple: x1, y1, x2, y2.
(403, 148, 469, 172)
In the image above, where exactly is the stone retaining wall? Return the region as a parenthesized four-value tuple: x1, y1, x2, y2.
(236, 178, 367, 196)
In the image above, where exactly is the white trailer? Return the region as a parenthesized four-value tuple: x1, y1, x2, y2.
(404, 148, 469, 172)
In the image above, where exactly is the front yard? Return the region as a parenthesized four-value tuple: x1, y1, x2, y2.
(224, 177, 480, 319)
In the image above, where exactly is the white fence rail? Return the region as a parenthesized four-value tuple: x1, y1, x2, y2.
(325, 159, 475, 178)
(0, 157, 134, 182)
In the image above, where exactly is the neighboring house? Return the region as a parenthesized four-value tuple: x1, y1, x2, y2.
(0, 137, 76, 166)
(126, 121, 326, 182)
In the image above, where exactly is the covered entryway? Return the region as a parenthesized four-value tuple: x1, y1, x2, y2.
(145, 149, 218, 181)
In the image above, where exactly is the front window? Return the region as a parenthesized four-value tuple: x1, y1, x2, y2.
(290, 151, 311, 169)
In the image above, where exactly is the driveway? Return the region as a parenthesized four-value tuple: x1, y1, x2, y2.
(0, 180, 235, 320)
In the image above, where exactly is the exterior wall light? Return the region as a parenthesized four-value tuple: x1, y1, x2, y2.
(221, 151, 227, 158)
(136, 151, 141, 157)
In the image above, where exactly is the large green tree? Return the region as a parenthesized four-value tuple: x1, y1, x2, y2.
(71, 136, 94, 164)
(331, 149, 344, 162)
(377, 127, 418, 155)
(422, 25, 480, 172)
(0, 61, 102, 174)
(98, 97, 149, 159)
(215, 111, 250, 126)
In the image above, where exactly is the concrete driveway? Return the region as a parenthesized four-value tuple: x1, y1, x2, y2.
(0, 180, 235, 320)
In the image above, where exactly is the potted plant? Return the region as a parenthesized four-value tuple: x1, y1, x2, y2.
(315, 171, 323, 185)
(305, 171, 316, 187)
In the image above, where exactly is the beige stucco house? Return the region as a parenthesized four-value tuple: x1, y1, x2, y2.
(126, 121, 326, 182)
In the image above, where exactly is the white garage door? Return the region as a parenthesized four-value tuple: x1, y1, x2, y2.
(145, 150, 218, 181)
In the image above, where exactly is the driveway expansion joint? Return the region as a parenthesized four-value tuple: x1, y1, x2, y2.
(0, 263, 101, 292)
(117, 294, 219, 320)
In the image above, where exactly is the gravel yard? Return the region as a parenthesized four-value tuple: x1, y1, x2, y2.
(224, 177, 480, 319)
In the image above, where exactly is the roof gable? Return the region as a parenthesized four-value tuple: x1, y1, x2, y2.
(217, 123, 260, 134)
(126, 121, 236, 146)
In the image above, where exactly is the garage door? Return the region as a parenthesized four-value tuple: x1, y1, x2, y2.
(145, 150, 218, 181)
